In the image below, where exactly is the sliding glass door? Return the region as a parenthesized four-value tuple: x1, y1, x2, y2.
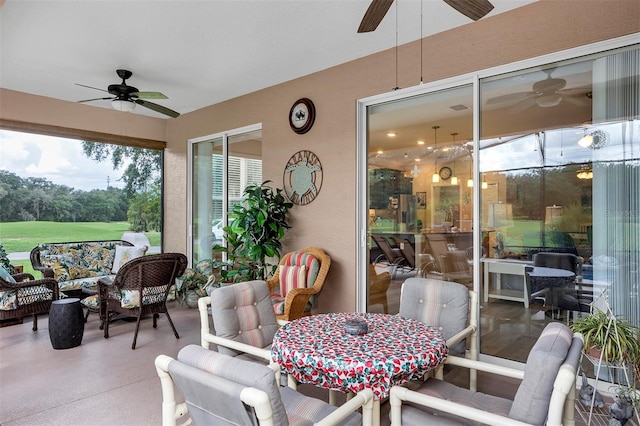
(189, 125, 262, 265)
(359, 41, 638, 366)
(364, 84, 475, 315)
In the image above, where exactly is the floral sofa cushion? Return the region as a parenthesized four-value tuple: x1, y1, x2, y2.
(81, 284, 172, 310)
(37, 241, 126, 293)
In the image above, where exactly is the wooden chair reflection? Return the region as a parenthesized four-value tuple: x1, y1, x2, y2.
(424, 234, 450, 272)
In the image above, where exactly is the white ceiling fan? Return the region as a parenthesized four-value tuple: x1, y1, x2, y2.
(485, 68, 591, 113)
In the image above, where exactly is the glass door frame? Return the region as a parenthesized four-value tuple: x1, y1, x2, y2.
(187, 123, 262, 265)
(356, 33, 638, 359)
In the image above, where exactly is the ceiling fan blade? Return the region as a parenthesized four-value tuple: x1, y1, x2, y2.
(132, 91, 169, 100)
(442, 0, 494, 21)
(484, 91, 531, 106)
(78, 96, 114, 103)
(134, 99, 180, 118)
(76, 83, 110, 93)
(509, 96, 537, 114)
(563, 95, 591, 107)
(358, 0, 394, 33)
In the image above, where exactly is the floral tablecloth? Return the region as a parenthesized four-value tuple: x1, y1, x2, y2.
(271, 312, 448, 400)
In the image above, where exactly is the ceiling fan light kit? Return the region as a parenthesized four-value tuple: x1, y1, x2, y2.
(535, 93, 563, 108)
(111, 99, 136, 112)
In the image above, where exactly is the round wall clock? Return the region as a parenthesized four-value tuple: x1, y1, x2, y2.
(289, 98, 316, 134)
(283, 150, 323, 205)
(439, 166, 452, 181)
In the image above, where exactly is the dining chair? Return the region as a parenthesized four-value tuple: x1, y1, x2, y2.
(389, 322, 583, 426)
(424, 234, 450, 272)
(398, 277, 478, 389)
(532, 252, 590, 322)
(369, 263, 391, 314)
(98, 252, 187, 349)
(155, 344, 374, 426)
(440, 250, 473, 288)
(199, 280, 279, 363)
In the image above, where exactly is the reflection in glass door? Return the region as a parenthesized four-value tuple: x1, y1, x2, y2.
(189, 125, 262, 266)
(365, 86, 474, 315)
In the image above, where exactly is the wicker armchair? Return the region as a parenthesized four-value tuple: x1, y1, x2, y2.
(98, 252, 187, 349)
(266, 247, 330, 321)
(0, 270, 59, 331)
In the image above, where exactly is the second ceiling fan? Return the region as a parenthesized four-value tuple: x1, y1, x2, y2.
(358, 0, 495, 33)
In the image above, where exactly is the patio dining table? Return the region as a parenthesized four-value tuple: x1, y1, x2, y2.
(271, 312, 448, 425)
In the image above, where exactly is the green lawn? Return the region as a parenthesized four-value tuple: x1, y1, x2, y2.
(0, 221, 160, 252)
(0, 221, 161, 277)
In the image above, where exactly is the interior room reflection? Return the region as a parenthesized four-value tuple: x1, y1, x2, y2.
(366, 48, 639, 367)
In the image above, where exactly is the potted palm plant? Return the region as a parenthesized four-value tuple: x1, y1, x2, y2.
(213, 180, 293, 283)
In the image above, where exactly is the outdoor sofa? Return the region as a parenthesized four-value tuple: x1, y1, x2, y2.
(29, 240, 145, 297)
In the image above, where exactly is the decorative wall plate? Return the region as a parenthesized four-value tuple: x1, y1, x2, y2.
(289, 98, 316, 134)
(283, 150, 323, 205)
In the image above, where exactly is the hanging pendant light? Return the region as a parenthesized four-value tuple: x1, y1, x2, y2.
(432, 126, 440, 183)
(450, 132, 458, 185)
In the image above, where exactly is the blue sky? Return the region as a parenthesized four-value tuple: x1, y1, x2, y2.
(0, 130, 127, 192)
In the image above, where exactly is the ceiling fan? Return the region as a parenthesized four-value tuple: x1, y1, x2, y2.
(485, 68, 591, 112)
(77, 69, 180, 118)
(358, 0, 495, 33)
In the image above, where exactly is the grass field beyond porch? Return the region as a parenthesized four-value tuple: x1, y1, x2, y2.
(0, 221, 161, 277)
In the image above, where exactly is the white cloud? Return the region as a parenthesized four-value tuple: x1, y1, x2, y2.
(0, 130, 128, 191)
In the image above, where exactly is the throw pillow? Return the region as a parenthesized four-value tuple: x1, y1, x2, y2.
(278, 264, 307, 298)
(0, 265, 17, 311)
(40, 253, 75, 281)
(0, 265, 16, 283)
(111, 245, 148, 274)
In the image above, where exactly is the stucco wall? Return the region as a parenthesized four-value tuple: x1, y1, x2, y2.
(163, 0, 640, 314)
(1, 0, 638, 315)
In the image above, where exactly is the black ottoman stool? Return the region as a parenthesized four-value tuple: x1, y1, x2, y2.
(49, 298, 84, 349)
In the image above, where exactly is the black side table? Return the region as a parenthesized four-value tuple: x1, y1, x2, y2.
(49, 298, 84, 349)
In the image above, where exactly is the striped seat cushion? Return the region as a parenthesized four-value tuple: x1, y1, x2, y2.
(285, 252, 320, 287)
(270, 252, 322, 315)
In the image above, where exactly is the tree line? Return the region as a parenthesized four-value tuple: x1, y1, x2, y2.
(0, 170, 129, 223)
(0, 142, 163, 232)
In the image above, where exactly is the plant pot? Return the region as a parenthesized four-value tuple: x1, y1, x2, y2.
(185, 290, 200, 309)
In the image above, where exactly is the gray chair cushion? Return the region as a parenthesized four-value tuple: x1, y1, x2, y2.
(509, 322, 573, 424)
(177, 344, 289, 425)
(399, 278, 469, 354)
(168, 359, 258, 425)
(176, 345, 362, 426)
(280, 387, 361, 426)
(209, 280, 279, 357)
(404, 379, 512, 426)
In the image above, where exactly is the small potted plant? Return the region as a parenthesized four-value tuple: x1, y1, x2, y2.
(176, 259, 217, 308)
(570, 311, 640, 366)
